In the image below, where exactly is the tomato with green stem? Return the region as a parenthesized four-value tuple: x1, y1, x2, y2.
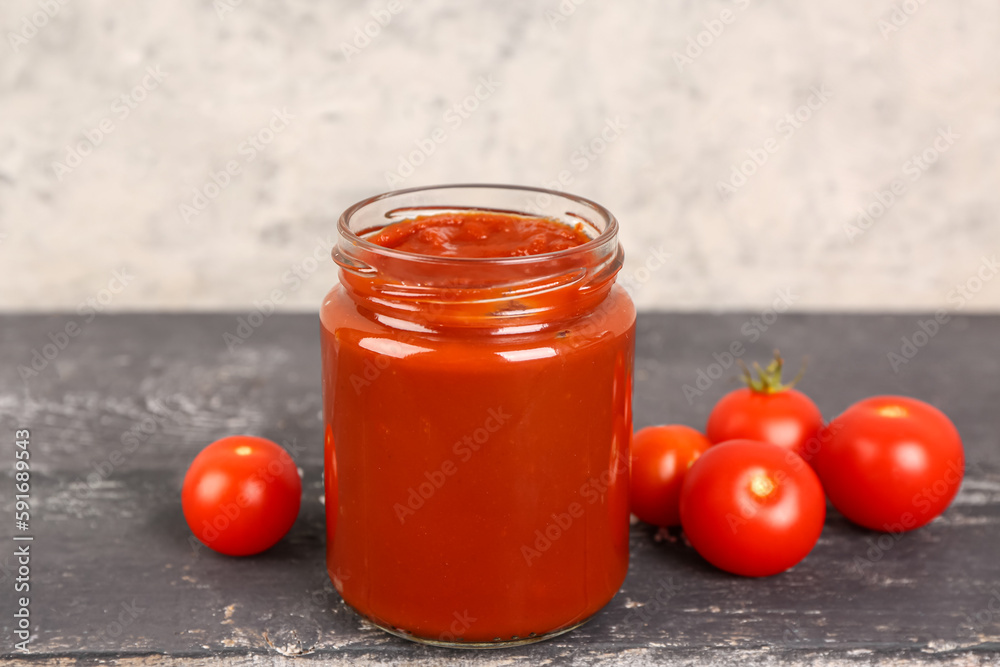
(706, 352, 823, 460)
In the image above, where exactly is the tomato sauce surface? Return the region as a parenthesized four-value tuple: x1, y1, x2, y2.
(367, 211, 592, 257)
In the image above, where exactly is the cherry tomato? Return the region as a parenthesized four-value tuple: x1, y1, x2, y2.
(182, 435, 302, 556)
(812, 396, 964, 532)
(680, 439, 826, 577)
(706, 353, 823, 459)
(630, 425, 712, 527)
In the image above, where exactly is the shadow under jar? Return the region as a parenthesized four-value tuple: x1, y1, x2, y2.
(320, 184, 635, 648)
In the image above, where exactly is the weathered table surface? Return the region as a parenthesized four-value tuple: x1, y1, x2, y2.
(1, 313, 998, 666)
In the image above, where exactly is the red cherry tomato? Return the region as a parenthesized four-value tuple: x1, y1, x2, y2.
(706, 353, 822, 459)
(182, 435, 302, 556)
(812, 396, 964, 532)
(679, 439, 826, 577)
(630, 425, 711, 527)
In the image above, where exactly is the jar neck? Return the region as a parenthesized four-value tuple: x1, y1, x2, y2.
(332, 185, 624, 331)
(335, 242, 624, 331)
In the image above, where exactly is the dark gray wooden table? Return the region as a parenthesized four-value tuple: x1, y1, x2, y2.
(1, 313, 998, 666)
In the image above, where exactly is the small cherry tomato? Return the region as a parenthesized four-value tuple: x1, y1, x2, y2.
(706, 352, 823, 459)
(812, 396, 964, 532)
(182, 435, 302, 556)
(680, 439, 826, 577)
(630, 425, 712, 527)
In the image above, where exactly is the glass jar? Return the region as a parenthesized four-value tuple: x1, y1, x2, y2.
(321, 184, 635, 648)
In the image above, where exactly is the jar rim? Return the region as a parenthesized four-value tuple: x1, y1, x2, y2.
(337, 183, 619, 266)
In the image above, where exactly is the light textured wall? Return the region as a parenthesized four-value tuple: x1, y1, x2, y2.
(1, 0, 998, 312)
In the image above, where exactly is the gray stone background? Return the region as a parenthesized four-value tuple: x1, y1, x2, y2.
(1, 0, 998, 312)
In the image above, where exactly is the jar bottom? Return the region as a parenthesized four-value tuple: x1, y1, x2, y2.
(344, 601, 597, 649)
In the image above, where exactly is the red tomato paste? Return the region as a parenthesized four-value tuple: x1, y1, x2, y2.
(321, 207, 634, 645)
